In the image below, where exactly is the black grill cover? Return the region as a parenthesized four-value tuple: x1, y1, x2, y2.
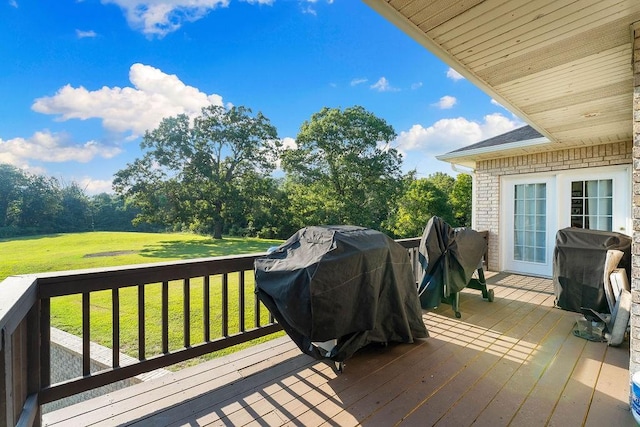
(254, 225, 428, 362)
(553, 227, 631, 313)
(417, 217, 487, 309)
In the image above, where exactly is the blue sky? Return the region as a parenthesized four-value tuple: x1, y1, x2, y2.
(1, 0, 523, 194)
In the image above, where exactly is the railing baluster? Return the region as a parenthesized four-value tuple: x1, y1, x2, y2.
(238, 271, 245, 333)
(138, 284, 145, 361)
(112, 288, 120, 368)
(222, 273, 228, 337)
(203, 276, 210, 342)
(82, 292, 90, 376)
(184, 278, 190, 348)
(162, 281, 169, 354)
(40, 297, 50, 388)
(254, 285, 260, 328)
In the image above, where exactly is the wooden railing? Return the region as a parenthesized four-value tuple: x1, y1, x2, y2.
(0, 236, 442, 427)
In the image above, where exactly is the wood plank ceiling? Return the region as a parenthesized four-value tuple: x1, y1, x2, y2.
(363, 0, 640, 163)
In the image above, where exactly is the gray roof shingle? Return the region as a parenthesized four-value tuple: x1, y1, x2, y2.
(446, 125, 543, 154)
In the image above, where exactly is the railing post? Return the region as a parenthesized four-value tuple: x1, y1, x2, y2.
(40, 298, 50, 391)
(26, 304, 41, 427)
(1, 326, 12, 427)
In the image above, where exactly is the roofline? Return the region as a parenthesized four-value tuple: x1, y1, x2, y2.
(436, 136, 551, 162)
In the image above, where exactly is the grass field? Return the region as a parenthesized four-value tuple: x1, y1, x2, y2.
(0, 231, 281, 280)
(0, 232, 285, 369)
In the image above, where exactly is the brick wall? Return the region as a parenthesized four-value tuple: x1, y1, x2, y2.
(631, 22, 640, 381)
(474, 141, 632, 271)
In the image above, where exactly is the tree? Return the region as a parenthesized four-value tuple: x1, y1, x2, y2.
(387, 176, 452, 238)
(57, 182, 92, 232)
(281, 106, 403, 230)
(0, 164, 27, 228)
(387, 172, 473, 238)
(450, 173, 473, 227)
(10, 173, 61, 233)
(428, 172, 456, 197)
(226, 174, 295, 239)
(89, 193, 159, 232)
(113, 105, 281, 239)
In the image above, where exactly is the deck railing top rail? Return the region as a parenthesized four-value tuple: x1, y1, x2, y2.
(35, 252, 265, 298)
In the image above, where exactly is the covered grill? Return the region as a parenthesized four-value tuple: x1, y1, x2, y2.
(417, 216, 493, 318)
(553, 227, 631, 314)
(254, 225, 428, 368)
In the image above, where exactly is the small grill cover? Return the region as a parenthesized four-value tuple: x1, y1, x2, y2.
(417, 217, 487, 309)
(254, 225, 428, 362)
(553, 227, 631, 313)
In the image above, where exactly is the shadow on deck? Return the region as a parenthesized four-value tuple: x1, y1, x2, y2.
(43, 273, 634, 426)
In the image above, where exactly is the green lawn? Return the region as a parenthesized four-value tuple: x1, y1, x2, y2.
(0, 232, 285, 369)
(0, 231, 281, 280)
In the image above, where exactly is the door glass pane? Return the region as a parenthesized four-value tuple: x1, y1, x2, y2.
(514, 183, 546, 263)
(570, 179, 613, 231)
(600, 180, 612, 197)
(598, 199, 612, 215)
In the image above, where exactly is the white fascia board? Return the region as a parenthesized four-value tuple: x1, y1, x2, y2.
(436, 137, 551, 161)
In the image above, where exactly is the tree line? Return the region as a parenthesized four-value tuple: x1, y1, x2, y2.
(0, 164, 161, 238)
(0, 105, 472, 240)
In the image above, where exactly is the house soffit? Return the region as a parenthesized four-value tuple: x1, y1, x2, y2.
(363, 0, 639, 161)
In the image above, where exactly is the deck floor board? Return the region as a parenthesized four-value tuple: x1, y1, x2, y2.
(42, 273, 635, 426)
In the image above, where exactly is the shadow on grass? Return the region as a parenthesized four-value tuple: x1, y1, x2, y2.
(0, 233, 64, 243)
(138, 238, 280, 259)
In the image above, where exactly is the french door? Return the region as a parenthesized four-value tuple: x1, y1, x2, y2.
(557, 167, 630, 235)
(502, 176, 556, 276)
(501, 166, 630, 277)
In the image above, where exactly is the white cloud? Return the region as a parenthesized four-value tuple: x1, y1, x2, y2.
(102, 0, 230, 37)
(76, 29, 97, 38)
(395, 113, 521, 156)
(397, 113, 524, 177)
(79, 177, 115, 195)
(103, 0, 328, 36)
(446, 67, 464, 81)
(32, 63, 224, 137)
(350, 78, 368, 86)
(435, 95, 456, 109)
(281, 136, 297, 150)
(370, 77, 399, 92)
(411, 82, 423, 90)
(9, 0, 18, 8)
(300, 0, 333, 15)
(0, 131, 121, 168)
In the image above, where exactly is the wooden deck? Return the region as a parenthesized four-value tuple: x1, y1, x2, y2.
(43, 273, 635, 426)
